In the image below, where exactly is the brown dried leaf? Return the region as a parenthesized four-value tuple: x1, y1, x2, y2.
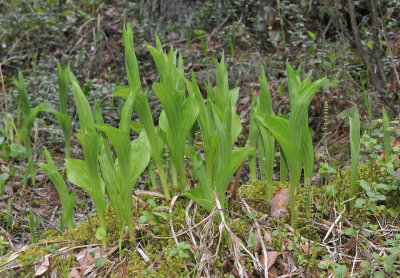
(74, 248, 97, 274)
(34, 257, 51, 277)
(1, 164, 10, 173)
(301, 243, 313, 255)
(259, 251, 281, 268)
(270, 188, 290, 218)
(69, 268, 81, 278)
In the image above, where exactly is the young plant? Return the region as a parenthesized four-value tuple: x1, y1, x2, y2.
(184, 55, 253, 215)
(248, 66, 275, 200)
(348, 107, 360, 208)
(45, 62, 72, 157)
(65, 73, 107, 244)
(121, 24, 171, 200)
(146, 36, 199, 191)
(13, 71, 47, 184)
(37, 147, 76, 230)
(97, 88, 150, 243)
(255, 61, 325, 226)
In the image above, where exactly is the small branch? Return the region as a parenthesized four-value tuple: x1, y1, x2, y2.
(379, 17, 400, 92)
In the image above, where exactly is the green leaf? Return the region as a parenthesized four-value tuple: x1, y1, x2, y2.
(215, 147, 253, 209)
(57, 62, 70, 115)
(374, 271, 385, 278)
(113, 86, 131, 100)
(133, 89, 170, 200)
(95, 227, 106, 241)
(344, 228, 357, 236)
(38, 147, 76, 229)
(123, 24, 142, 91)
(70, 72, 95, 132)
(120, 88, 136, 134)
(12, 71, 31, 116)
(182, 189, 214, 213)
(9, 144, 26, 158)
(355, 198, 367, 208)
(94, 257, 105, 268)
(349, 107, 360, 207)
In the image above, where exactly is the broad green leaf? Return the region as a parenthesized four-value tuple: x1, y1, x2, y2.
(286, 60, 301, 110)
(57, 62, 70, 115)
(288, 77, 325, 149)
(113, 86, 131, 100)
(215, 147, 253, 209)
(70, 72, 95, 131)
(38, 147, 76, 229)
(130, 136, 150, 182)
(133, 89, 170, 200)
(120, 88, 136, 135)
(123, 24, 142, 91)
(65, 158, 92, 193)
(248, 95, 259, 180)
(9, 144, 26, 158)
(187, 147, 213, 206)
(182, 189, 214, 213)
(96, 125, 131, 186)
(12, 71, 31, 116)
(45, 108, 71, 157)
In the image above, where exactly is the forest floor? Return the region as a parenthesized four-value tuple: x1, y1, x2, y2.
(0, 1, 399, 277)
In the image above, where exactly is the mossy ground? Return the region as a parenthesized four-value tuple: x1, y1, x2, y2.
(1, 164, 399, 277)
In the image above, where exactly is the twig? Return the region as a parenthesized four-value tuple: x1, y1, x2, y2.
(1, 190, 62, 233)
(169, 195, 180, 246)
(322, 206, 346, 243)
(378, 17, 400, 92)
(0, 64, 9, 132)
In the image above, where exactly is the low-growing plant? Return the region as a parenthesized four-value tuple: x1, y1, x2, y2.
(45, 62, 72, 157)
(65, 72, 107, 244)
(13, 71, 47, 184)
(348, 107, 361, 208)
(37, 147, 76, 230)
(120, 24, 171, 200)
(248, 66, 275, 200)
(184, 55, 253, 215)
(146, 35, 199, 191)
(256, 61, 325, 226)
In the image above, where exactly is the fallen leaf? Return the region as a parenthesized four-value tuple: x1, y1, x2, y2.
(230, 267, 239, 278)
(34, 257, 51, 277)
(270, 188, 290, 218)
(69, 268, 80, 278)
(259, 251, 281, 268)
(301, 243, 313, 254)
(1, 164, 10, 173)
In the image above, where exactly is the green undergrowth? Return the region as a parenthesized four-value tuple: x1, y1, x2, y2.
(2, 162, 399, 276)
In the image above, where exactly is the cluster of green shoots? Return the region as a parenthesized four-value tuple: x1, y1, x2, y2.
(250, 62, 326, 225)
(7, 25, 396, 250)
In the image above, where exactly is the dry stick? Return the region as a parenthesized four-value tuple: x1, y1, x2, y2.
(0, 64, 9, 132)
(168, 195, 180, 246)
(1, 189, 62, 233)
(379, 17, 400, 92)
(240, 197, 269, 278)
(150, 210, 219, 239)
(185, 200, 199, 249)
(213, 191, 247, 278)
(347, 0, 381, 91)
